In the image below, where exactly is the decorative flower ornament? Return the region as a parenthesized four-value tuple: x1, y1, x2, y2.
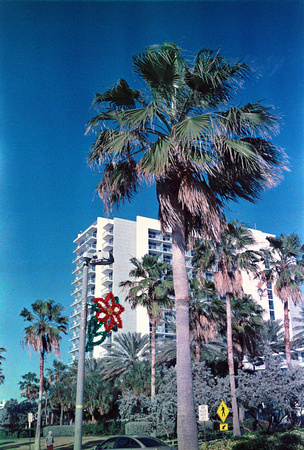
(86, 292, 125, 352)
(93, 292, 125, 332)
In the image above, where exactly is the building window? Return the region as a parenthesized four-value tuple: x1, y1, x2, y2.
(270, 310, 275, 321)
(267, 283, 273, 299)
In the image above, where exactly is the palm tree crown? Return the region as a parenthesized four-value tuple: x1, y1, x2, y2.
(87, 43, 285, 243)
(101, 332, 150, 383)
(120, 254, 173, 325)
(21, 300, 68, 358)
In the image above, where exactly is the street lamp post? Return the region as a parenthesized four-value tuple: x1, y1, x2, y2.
(73, 251, 114, 450)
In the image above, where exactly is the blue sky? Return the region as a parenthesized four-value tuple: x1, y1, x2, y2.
(0, 1, 303, 401)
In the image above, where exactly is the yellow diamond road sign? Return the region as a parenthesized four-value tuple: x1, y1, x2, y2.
(217, 400, 229, 422)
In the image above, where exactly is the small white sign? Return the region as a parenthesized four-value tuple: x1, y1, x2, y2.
(28, 413, 33, 423)
(198, 404, 209, 422)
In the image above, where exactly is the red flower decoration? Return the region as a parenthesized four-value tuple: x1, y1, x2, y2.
(93, 292, 125, 332)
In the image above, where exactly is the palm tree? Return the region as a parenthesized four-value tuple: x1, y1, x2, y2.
(83, 358, 116, 423)
(231, 294, 264, 368)
(20, 300, 68, 450)
(45, 360, 68, 424)
(259, 233, 304, 365)
(0, 348, 6, 385)
(189, 277, 225, 362)
(87, 44, 285, 448)
(292, 307, 304, 348)
(120, 254, 173, 399)
(213, 222, 259, 436)
(194, 221, 259, 435)
(101, 332, 150, 390)
(19, 372, 39, 401)
(258, 319, 285, 357)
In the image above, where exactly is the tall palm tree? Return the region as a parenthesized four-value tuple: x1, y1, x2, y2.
(87, 44, 285, 449)
(194, 221, 259, 435)
(19, 372, 39, 401)
(120, 254, 173, 399)
(20, 300, 68, 450)
(259, 233, 304, 365)
(213, 222, 259, 436)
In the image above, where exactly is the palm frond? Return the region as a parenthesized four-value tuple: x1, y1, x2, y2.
(174, 114, 212, 144)
(92, 78, 142, 110)
(97, 158, 140, 211)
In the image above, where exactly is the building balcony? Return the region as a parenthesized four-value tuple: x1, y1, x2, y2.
(74, 224, 97, 245)
(103, 222, 114, 233)
(103, 242, 113, 252)
(102, 265, 113, 274)
(71, 308, 81, 318)
(70, 320, 79, 330)
(69, 345, 79, 354)
(72, 273, 83, 285)
(70, 297, 81, 308)
(87, 277, 95, 286)
(71, 285, 82, 296)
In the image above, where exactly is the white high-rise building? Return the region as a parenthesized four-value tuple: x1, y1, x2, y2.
(69, 216, 298, 364)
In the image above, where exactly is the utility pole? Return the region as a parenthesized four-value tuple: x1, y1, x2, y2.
(73, 251, 114, 450)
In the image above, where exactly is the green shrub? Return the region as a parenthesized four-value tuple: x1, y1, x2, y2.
(82, 421, 125, 436)
(125, 421, 151, 435)
(43, 425, 75, 437)
(232, 434, 273, 450)
(275, 432, 304, 449)
(0, 428, 7, 438)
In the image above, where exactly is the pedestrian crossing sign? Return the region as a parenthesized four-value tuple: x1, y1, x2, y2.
(217, 400, 229, 422)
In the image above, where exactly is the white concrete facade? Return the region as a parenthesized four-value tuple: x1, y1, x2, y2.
(69, 216, 300, 363)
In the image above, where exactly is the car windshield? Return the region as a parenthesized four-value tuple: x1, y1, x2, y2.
(137, 437, 169, 447)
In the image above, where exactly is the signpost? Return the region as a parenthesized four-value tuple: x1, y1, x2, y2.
(217, 400, 229, 432)
(28, 413, 33, 449)
(198, 405, 209, 443)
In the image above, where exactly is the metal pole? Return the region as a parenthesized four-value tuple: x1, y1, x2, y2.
(73, 256, 90, 450)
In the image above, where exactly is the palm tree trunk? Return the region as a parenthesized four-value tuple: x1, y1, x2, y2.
(151, 321, 156, 400)
(283, 299, 292, 366)
(172, 225, 199, 450)
(60, 404, 64, 426)
(195, 338, 200, 363)
(226, 294, 240, 437)
(35, 350, 44, 450)
(44, 394, 48, 425)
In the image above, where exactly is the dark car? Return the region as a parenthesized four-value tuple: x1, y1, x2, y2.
(94, 435, 176, 449)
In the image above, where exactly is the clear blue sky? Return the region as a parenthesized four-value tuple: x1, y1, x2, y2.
(0, 1, 303, 401)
